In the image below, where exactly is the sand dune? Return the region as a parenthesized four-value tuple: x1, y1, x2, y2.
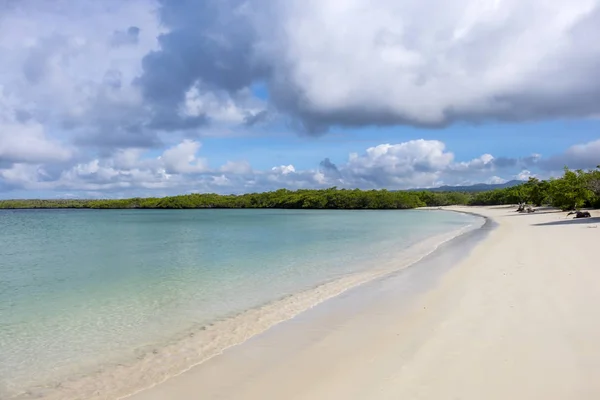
(130, 206, 600, 400)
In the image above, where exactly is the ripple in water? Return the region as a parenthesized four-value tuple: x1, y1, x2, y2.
(0, 209, 481, 398)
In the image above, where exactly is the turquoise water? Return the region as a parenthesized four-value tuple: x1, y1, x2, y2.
(0, 209, 478, 396)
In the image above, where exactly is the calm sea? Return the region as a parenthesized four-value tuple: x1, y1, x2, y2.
(0, 209, 480, 398)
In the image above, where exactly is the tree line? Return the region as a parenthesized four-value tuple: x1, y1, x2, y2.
(469, 167, 600, 210)
(0, 167, 598, 210)
(0, 188, 470, 210)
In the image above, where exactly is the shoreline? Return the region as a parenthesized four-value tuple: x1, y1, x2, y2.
(128, 205, 600, 400)
(9, 210, 485, 400)
(124, 206, 494, 400)
(120, 209, 490, 400)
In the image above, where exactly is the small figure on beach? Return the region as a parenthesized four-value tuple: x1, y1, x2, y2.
(567, 210, 592, 219)
(516, 203, 536, 213)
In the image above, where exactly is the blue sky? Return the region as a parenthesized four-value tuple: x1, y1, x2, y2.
(199, 120, 600, 171)
(1, 0, 599, 198)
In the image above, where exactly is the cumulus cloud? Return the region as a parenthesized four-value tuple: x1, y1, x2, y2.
(0, 137, 598, 197)
(0, 0, 165, 156)
(487, 176, 509, 185)
(0, 120, 72, 164)
(539, 139, 600, 171)
(159, 140, 208, 174)
(515, 170, 535, 181)
(0, 89, 72, 163)
(337, 140, 455, 188)
(136, 0, 269, 130)
(0, 164, 49, 190)
(271, 165, 296, 175)
(448, 154, 494, 173)
(2, 0, 600, 152)
(134, 0, 600, 132)
(178, 83, 265, 127)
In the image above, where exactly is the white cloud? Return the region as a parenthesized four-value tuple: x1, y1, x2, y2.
(0, 1, 161, 115)
(0, 119, 71, 163)
(515, 170, 535, 180)
(271, 165, 296, 175)
(452, 154, 495, 172)
(0, 163, 48, 188)
(159, 140, 209, 174)
(0, 88, 72, 163)
(133, 0, 600, 131)
(1, 138, 598, 197)
(111, 148, 146, 170)
(181, 84, 265, 125)
(260, 0, 600, 129)
(487, 176, 508, 184)
(0, 0, 167, 156)
(220, 160, 252, 174)
(340, 140, 454, 187)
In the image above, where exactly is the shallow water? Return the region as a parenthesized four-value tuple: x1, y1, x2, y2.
(0, 209, 479, 397)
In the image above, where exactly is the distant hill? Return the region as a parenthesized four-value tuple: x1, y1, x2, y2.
(410, 180, 524, 193)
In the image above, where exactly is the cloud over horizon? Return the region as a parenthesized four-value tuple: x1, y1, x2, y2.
(1, 138, 598, 198)
(1, 0, 599, 197)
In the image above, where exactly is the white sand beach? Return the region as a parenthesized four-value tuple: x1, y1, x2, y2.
(129, 206, 600, 400)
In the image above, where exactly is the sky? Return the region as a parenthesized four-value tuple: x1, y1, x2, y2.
(1, 0, 599, 199)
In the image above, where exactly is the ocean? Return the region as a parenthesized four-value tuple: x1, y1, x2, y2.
(0, 209, 481, 398)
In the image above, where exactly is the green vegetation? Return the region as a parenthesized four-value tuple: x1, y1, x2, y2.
(1, 167, 599, 211)
(0, 188, 444, 210)
(469, 166, 600, 210)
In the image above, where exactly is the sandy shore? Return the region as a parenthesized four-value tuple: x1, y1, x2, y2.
(130, 206, 600, 400)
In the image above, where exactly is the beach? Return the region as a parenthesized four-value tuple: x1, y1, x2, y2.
(129, 206, 600, 400)
(1, 209, 479, 399)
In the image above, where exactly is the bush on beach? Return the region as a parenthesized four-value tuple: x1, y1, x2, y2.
(469, 166, 600, 211)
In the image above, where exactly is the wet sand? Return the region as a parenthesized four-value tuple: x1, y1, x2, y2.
(129, 206, 599, 400)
